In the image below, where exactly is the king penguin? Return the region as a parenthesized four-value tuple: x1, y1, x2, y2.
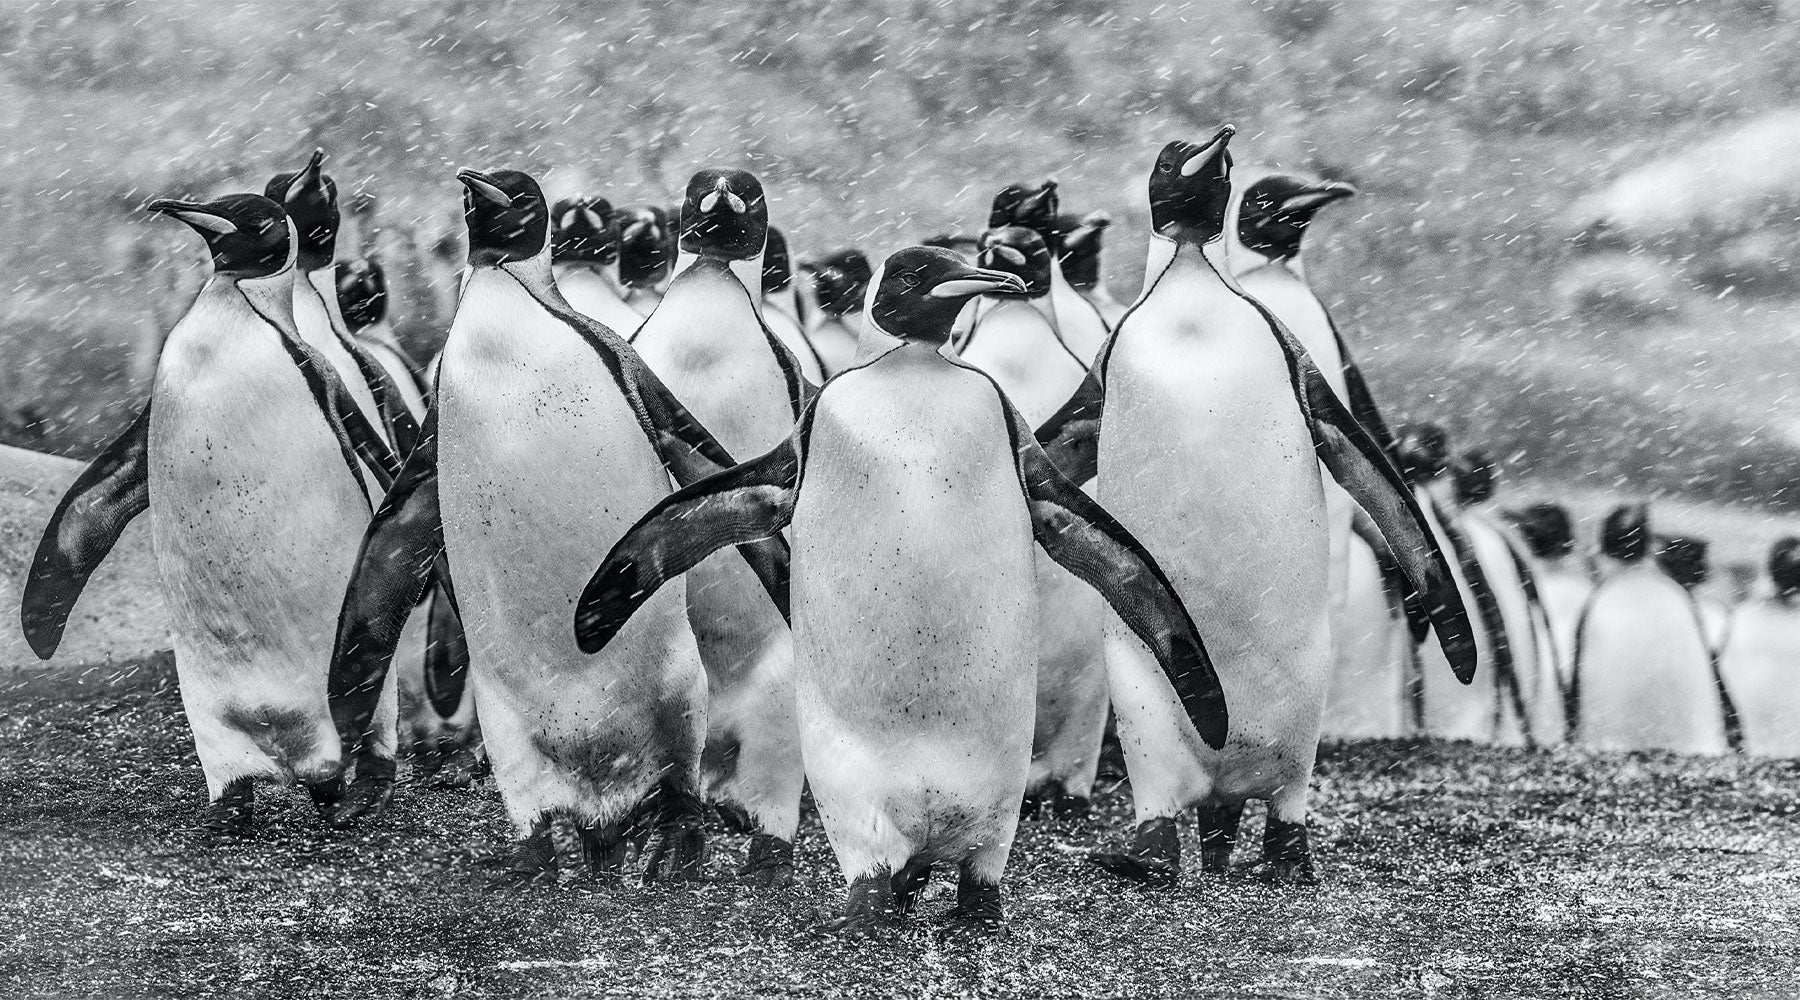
(23, 193, 402, 832)
(801, 248, 871, 377)
(1504, 502, 1592, 700)
(1571, 504, 1728, 754)
(572, 245, 1227, 933)
(615, 205, 673, 316)
(326, 167, 788, 881)
(761, 226, 827, 382)
(1035, 127, 1476, 884)
(953, 225, 1107, 813)
(1718, 538, 1800, 756)
(987, 181, 1112, 363)
(336, 257, 430, 417)
(1058, 210, 1127, 328)
(627, 167, 814, 885)
(552, 195, 646, 339)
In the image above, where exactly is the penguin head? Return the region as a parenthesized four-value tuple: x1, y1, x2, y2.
(616, 206, 673, 288)
(679, 168, 767, 261)
(867, 246, 1027, 345)
(976, 226, 1052, 299)
(762, 226, 793, 295)
(1149, 125, 1236, 243)
(805, 249, 874, 317)
(1451, 449, 1498, 506)
(1235, 174, 1356, 264)
(1656, 535, 1709, 590)
(1769, 537, 1800, 600)
(1394, 424, 1451, 485)
(264, 148, 338, 272)
(989, 181, 1061, 255)
(551, 196, 617, 265)
(1507, 503, 1575, 560)
(148, 193, 291, 279)
(1057, 211, 1110, 290)
(335, 256, 387, 331)
(1600, 503, 1651, 563)
(456, 168, 549, 267)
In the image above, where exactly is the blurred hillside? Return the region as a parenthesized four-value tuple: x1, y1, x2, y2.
(5, 0, 1800, 508)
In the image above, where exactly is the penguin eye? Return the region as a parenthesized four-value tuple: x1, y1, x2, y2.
(1158, 161, 1175, 174)
(900, 272, 921, 288)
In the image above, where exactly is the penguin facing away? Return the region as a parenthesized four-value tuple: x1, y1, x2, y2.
(987, 180, 1112, 364)
(1505, 502, 1592, 696)
(552, 195, 647, 339)
(23, 193, 404, 833)
(1718, 538, 1800, 756)
(626, 167, 814, 885)
(326, 167, 790, 881)
(801, 248, 872, 377)
(336, 256, 429, 415)
(954, 224, 1107, 812)
(761, 226, 827, 382)
(572, 245, 1226, 933)
(1035, 126, 1476, 884)
(1058, 210, 1127, 328)
(615, 204, 673, 316)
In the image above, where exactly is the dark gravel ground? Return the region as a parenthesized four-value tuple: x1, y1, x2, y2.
(2, 655, 1796, 999)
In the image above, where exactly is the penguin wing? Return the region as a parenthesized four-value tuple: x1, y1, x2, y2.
(574, 418, 807, 656)
(1003, 398, 1229, 751)
(755, 310, 821, 416)
(1032, 366, 1106, 485)
(1428, 495, 1510, 687)
(1349, 506, 1432, 644)
(328, 406, 445, 756)
(20, 402, 153, 659)
(422, 584, 469, 721)
(1327, 314, 1402, 464)
(340, 335, 423, 458)
(1251, 298, 1480, 683)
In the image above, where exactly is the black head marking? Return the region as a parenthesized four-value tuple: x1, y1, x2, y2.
(762, 226, 793, 294)
(1656, 535, 1710, 590)
(1507, 502, 1575, 560)
(1601, 502, 1651, 563)
(457, 168, 549, 267)
(551, 196, 617, 264)
(1769, 537, 1800, 598)
(616, 205, 672, 288)
(1057, 211, 1110, 289)
(805, 248, 873, 317)
(869, 246, 1026, 345)
(1451, 448, 1498, 506)
(679, 168, 767, 261)
(1149, 124, 1236, 243)
(335, 256, 387, 331)
(148, 193, 291, 278)
(977, 226, 1052, 299)
(1237, 173, 1357, 261)
(1395, 423, 1450, 485)
(264, 148, 338, 272)
(989, 180, 1062, 254)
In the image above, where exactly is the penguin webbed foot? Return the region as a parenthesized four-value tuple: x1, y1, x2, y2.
(890, 858, 932, 915)
(741, 833, 796, 889)
(1196, 799, 1245, 874)
(816, 872, 901, 937)
(936, 865, 1006, 941)
(198, 777, 255, 837)
(640, 778, 708, 884)
(1258, 815, 1319, 886)
(423, 744, 482, 790)
(1021, 781, 1091, 821)
(1088, 815, 1182, 886)
(326, 755, 396, 828)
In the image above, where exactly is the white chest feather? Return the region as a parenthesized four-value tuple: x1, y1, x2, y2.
(957, 300, 1086, 426)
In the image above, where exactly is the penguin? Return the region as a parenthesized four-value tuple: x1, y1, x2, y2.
(22, 193, 402, 832)
(624, 167, 813, 885)
(1571, 504, 1729, 754)
(801, 248, 871, 377)
(1034, 126, 1476, 884)
(615, 205, 673, 316)
(336, 255, 483, 786)
(1318, 509, 1417, 739)
(327, 167, 789, 880)
(986, 181, 1111, 363)
(1718, 538, 1800, 756)
(761, 226, 827, 382)
(1504, 502, 1592, 698)
(1058, 211, 1127, 328)
(571, 245, 1227, 932)
(552, 196, 646, 339)
(953, 225, 1106, 812)
(1657, 535, 1734, 655)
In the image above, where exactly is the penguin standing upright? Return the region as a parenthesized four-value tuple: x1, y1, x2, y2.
(573, 246, 1227, 932)
(954, 225, 1107, 811)
(1036, 127, 1475, 883)
(552, 196, 645, 338)
(1505, 502, 1592, 698)
(802, 249, 871, 377)
(1657, 535, 1733, 655)
(327, 168, 788, 879)
(23, 193, 402, 831)
(987, 181, 1111, 363)
(615, 205, 673, 316)
(336, 257, 429, 415)
(761, 226, 826, 382)
(1718, 538, 1800, 756)
(627, 168, 812, 884)
(1058, 211, 1127, 328)
(1572, 504, 1728, 754)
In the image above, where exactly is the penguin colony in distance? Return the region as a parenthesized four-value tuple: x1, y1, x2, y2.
(23, 115, 1784, 934)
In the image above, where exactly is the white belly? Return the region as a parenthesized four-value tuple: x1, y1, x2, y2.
(557, 266, 646, 340)
(1578, 567, 1727, 754)
(1320, 534, 1410, 740)
(1719, 601, 1800, 756)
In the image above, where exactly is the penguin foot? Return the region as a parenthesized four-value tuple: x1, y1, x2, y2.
(641, 825, 707, 883)
(819, 873, 900, 936)
(1260, 815, 1319, 886)
(425, 746, 480, 790)
(305, 777, 344, 814)
(741, 833, 795, 889)
(1196, 800, 1245, 874)
(327, 755, 397, 828)
(1088, 816, 1181, 886)
(488, 828, 557, 888)
(1021, 781, 1091, 821)
(937, 870, 1005, 939)
(198, 778, 255, 836)
(890, 859, 933, 915)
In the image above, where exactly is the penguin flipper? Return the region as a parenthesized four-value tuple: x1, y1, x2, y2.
(20, 402, 153, 659)
(1007, 404, 1229, 751)
(422, 584, 469, 720)
(329, 407, 444, 757)
(1033, 366, 1106, 485)
(575, 429, 803, 656)
(341, 336, 423, 458)
(1349, 506, 1432, 644)
(1328, 316, 1402, 464)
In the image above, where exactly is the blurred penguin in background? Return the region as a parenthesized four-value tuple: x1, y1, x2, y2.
(551, 196, 643, 338)
(1057, 211, 1126, 328)
(1506, 502, 1592, 696)
(1657, 535, 1733, 655)
(761, 226, 825, 382)
(1718, 538, 1800, 756)
(1572, 504, 1729, 754)
(985, 181, 1110, 362)
(615, 205, 673, 316)
(802, 249, 871, 377)
(337, 257, 428, 409)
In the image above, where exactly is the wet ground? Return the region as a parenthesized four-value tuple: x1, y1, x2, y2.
(2, 654, 1796, 999)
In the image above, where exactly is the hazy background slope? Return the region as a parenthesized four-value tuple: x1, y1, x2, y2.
(5, 0, 1800, 509)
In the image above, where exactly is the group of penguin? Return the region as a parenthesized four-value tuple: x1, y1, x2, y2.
(15, 118, 1782, 936)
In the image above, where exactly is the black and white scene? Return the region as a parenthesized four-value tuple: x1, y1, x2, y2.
(3, 1, 1798, 996)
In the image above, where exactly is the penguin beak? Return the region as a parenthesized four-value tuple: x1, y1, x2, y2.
(979, 244, 1028, 268)
(456, 169, 513, 208)
(580, 206, 605, 230)
(288, 148, 326, 203)
(1181, 124, 1236, 177)
(1021, 183, 1057, 215)
(930, 266, 1027, 299)
(699, 181, 748, 215)
(621, 219, 651, 242)
(147, 199, 238, 235)
(1280, 181, 1357, 215)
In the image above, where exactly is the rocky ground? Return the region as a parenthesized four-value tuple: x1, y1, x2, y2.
(1, 655, 1796, 999)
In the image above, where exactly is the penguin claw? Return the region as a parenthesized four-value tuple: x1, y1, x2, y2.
(326, 758, 396, 828)
(1088, 850, 1180, 886)
(1259, 857, 1320, 886)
